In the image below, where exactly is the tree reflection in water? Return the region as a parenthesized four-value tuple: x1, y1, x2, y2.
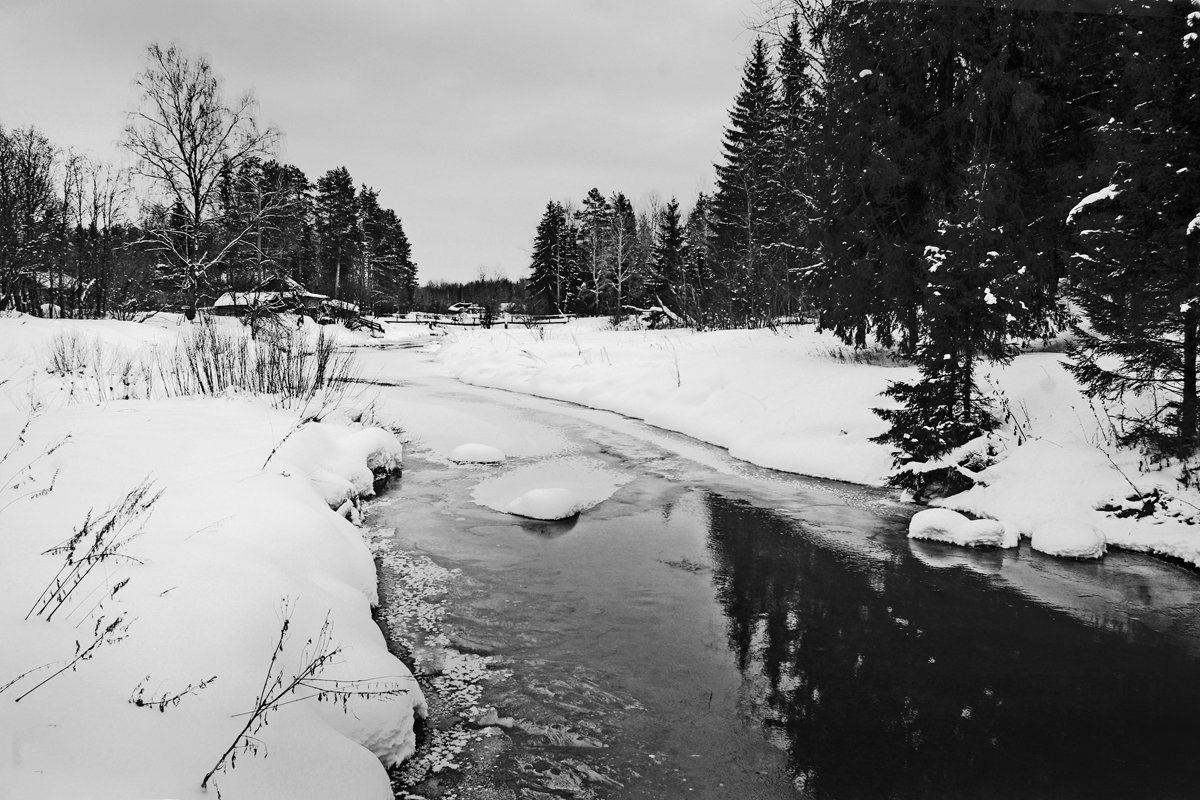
(702, 492, 1200, 799)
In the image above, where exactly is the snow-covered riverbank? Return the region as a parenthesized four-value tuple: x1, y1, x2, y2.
(0, 314, 425, 800)
(426, 318, 1200, 568)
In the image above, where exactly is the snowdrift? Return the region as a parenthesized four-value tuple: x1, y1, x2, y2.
(0, 316, 425, 800)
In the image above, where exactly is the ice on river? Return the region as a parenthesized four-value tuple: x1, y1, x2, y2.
(471, 457, 632, 520)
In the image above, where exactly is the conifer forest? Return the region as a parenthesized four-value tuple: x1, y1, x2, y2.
(524, 1, 1200, 490)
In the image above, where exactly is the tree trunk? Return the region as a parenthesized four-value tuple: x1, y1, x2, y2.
(960, 348, 973, 424)
(1183, 313, 1197, 455)
(1182, 231, 1200, 454)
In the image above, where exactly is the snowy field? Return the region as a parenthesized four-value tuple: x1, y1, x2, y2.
(0, 313, 425, 800)
(423, 317, 1200, 567)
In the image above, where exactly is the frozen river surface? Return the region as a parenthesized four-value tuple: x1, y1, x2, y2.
(360, 342, 1200, 800)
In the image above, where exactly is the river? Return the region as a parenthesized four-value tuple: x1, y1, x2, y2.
(357, 342, 1200, 800)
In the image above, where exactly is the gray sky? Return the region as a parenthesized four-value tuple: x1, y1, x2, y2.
(0, 0, 757, 284)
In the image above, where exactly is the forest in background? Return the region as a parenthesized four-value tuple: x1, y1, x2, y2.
(520, 0, 1200, 493)
(0, 44, 417, 319)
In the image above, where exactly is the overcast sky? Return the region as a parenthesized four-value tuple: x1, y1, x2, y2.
(0, 0, 760, 284)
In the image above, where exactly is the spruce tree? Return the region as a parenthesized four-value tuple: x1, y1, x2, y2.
(355, 185, 415, 311)
(528, 201, 576, 314)
(854, 4, 1078, 496)
(574, 188, 611, 315)
(647, 197, 685, 315)
(259, 160, 317, 290)
(315, 166, 359, 300)
(775, 14, 817, 318)
(711, 38, 781, 325)
(682, 193, 716, 326)
(1066, 5, 1200, 455)
(800, 1, 944, 350)
(607, 192, 637, 320)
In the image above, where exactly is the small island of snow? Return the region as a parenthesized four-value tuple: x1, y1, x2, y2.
(449, 443, 506, 464)
(472, 457, 631, 521)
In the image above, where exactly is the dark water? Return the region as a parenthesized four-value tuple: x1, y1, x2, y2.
(369, 382, 1200, 800)
(702, 495, 1200, 800)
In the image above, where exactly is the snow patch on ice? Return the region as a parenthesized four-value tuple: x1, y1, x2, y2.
(505, 487, 585, 520)
(449, 443, 506, 464)
(471, 457, 632, 520)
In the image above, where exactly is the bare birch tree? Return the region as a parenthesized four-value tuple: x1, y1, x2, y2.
(122, 43, 280, 314)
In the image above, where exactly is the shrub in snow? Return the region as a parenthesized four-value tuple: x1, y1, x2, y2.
(169, 320, 358, 407)
(908, 507, 1014, 548)
(504, 487, 583, 520)
(1030, 519, 1106, 559)
(873, 368, 1001, 502)
(449, 443, 506, 464)
(42, 320, 360, 409)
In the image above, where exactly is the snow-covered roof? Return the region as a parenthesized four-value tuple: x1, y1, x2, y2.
(212, 291, 288, 308)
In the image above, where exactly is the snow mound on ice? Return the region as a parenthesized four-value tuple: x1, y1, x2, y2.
(1031, 519, 1106, 559)
(449, 443, 506, 464)
(472, 457, 631, 520)
(908, 508, 1016, 548)
(505, 487, 584, 520)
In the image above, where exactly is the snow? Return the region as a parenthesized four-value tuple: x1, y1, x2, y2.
(0, 315, 424, 800)
(471, 456, 632, 520)
(1188, 211, 1200, 237)
(436, 323, 899, 486)
(1066, 184, 1119, 225)
(448, 443, 507, 464)
(9, 307, 1200, 798)
(505, 487, 586, 520)
(1031, 520, 1106, 559)
(428, 320, 1200, 568)
(908, 508, 1016, 548)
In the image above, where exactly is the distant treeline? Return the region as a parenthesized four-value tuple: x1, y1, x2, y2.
(0, 45, 417, 318)
(412, 276, 526, 314)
